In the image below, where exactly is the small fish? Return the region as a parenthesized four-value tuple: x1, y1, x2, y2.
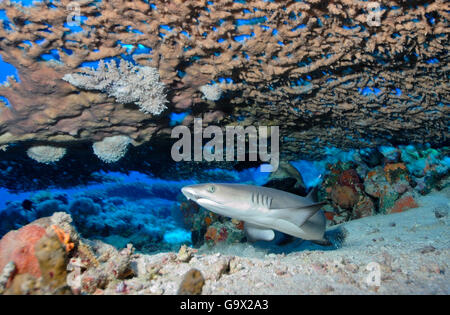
(21, 199, 33, 211)
(181, 183, 329, 244)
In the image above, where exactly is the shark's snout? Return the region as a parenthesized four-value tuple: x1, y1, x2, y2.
(181, 186, 199, 201)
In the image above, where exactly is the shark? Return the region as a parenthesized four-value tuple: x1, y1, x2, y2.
(181, 183, 329, 244)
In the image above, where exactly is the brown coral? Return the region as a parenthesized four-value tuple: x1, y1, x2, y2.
(0, 0, 447, 160)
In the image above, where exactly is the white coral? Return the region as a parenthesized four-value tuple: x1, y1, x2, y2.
(27, 145, 67, 164)
(200, 84, 222, 101)
(63, 59, 168, 115)
(92, 135, 132, 163)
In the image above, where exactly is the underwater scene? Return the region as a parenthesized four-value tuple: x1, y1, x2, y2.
(0, 0, 448, 298)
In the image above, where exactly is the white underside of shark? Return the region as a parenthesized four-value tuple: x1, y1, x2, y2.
(181, 183, 327, 243)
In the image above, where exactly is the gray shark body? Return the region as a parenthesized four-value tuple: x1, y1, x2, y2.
(181, 183, 327, 243)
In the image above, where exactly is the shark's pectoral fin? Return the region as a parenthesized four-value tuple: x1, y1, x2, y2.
(244, 223, 275, 242)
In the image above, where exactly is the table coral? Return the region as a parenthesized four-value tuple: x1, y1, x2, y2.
(0, 0, 447, 165)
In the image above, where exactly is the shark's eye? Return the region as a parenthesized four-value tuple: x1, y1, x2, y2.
(207, 185, 215, 193)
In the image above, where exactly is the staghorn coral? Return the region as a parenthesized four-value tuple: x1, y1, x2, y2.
(63, 59, 168, 115)
(0, 0, 447, 173)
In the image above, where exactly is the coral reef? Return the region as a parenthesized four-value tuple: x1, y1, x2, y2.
(63, 59, 167, 115)
(0, 212, 74, 294)
(0, 0, 447, 171)
(2, 190, 447, 295)
(0, 145, 447, 251)
(200, 84, 223, 101)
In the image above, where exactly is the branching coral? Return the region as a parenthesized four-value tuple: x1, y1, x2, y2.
(0, 0, 447, 162)
(63, 60, 167, 115)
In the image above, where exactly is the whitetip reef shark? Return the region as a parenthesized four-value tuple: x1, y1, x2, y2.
(181, 183, 329, 245)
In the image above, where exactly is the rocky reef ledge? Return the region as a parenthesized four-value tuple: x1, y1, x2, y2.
(0, 188, 448, 295)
